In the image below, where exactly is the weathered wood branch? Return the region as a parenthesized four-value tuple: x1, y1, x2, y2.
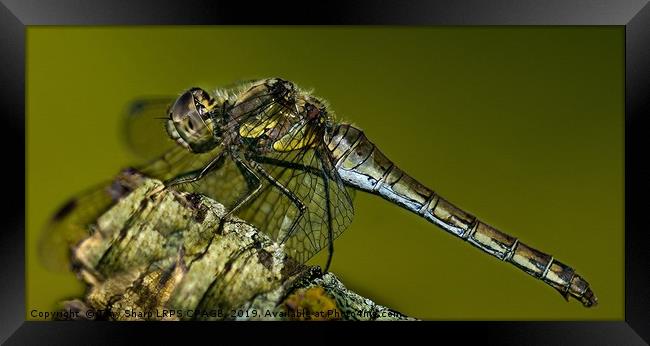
(62, 171, 413, 321)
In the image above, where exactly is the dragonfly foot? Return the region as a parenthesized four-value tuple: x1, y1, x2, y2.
(145, 183, 167, 202)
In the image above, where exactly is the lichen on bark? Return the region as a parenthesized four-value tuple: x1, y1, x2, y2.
(62, 171, 413, 321)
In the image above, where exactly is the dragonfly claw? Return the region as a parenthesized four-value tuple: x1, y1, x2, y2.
(145, 183, 167, 202)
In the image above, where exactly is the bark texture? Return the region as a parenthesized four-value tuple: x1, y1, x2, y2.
(63, 171, 413, 321)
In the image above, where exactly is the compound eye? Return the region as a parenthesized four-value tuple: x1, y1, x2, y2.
(169, 88, 216, 152)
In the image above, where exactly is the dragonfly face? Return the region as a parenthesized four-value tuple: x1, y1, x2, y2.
(167, 88, 220, 153)
(40, 77, 597, 308)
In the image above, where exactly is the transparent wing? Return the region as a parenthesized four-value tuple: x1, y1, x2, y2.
(163, 153, 252, 211)
(121, 95, 229, 182)
(39, 95, 222, 271)
(242, 147, 355, 265)
(158, 144, 357, 266)
(219, 80, 356, 264)
(137, 144, 224, 182)
(38, 145, 225, 272)
(41, 81, 353, 272)
(38, 174, 136, 271)
(122, 97, 177, 160)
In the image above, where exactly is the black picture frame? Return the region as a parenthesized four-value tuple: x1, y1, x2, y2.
(2, 0, 648, 344)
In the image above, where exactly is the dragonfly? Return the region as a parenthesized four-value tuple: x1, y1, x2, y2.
(40, 77, 597, 308)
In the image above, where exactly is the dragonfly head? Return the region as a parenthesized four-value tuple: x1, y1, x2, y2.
(167, 87, 220, 153)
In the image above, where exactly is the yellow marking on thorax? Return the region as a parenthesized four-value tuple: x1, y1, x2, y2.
(238, 102, 290, 139)
(272, 125, 318, 152)
(239, 118, 279, 138)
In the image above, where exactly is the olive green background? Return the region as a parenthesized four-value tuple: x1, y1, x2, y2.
(26, 27, 624, 320)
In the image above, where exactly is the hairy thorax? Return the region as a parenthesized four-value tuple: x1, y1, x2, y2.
(225, 78, 332, 155)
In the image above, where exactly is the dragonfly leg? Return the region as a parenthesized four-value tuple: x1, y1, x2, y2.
(222, 155, 263, 218)
(193, 154, 263, 262)
(184, 154, 262, 263)
(163, 150, 227, 188)
(247, 156, 338, 271)
(247, 160, 308, 245)
(141, 150, 227, 203)
(319, 164, 334, 273)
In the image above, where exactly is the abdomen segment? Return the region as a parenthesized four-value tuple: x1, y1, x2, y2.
(326, 124, 597, 307)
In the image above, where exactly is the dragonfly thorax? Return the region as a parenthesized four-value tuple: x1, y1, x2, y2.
(230, 78, 332, 153)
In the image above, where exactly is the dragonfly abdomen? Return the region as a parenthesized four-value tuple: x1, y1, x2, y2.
(326, 124, 597, 307)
